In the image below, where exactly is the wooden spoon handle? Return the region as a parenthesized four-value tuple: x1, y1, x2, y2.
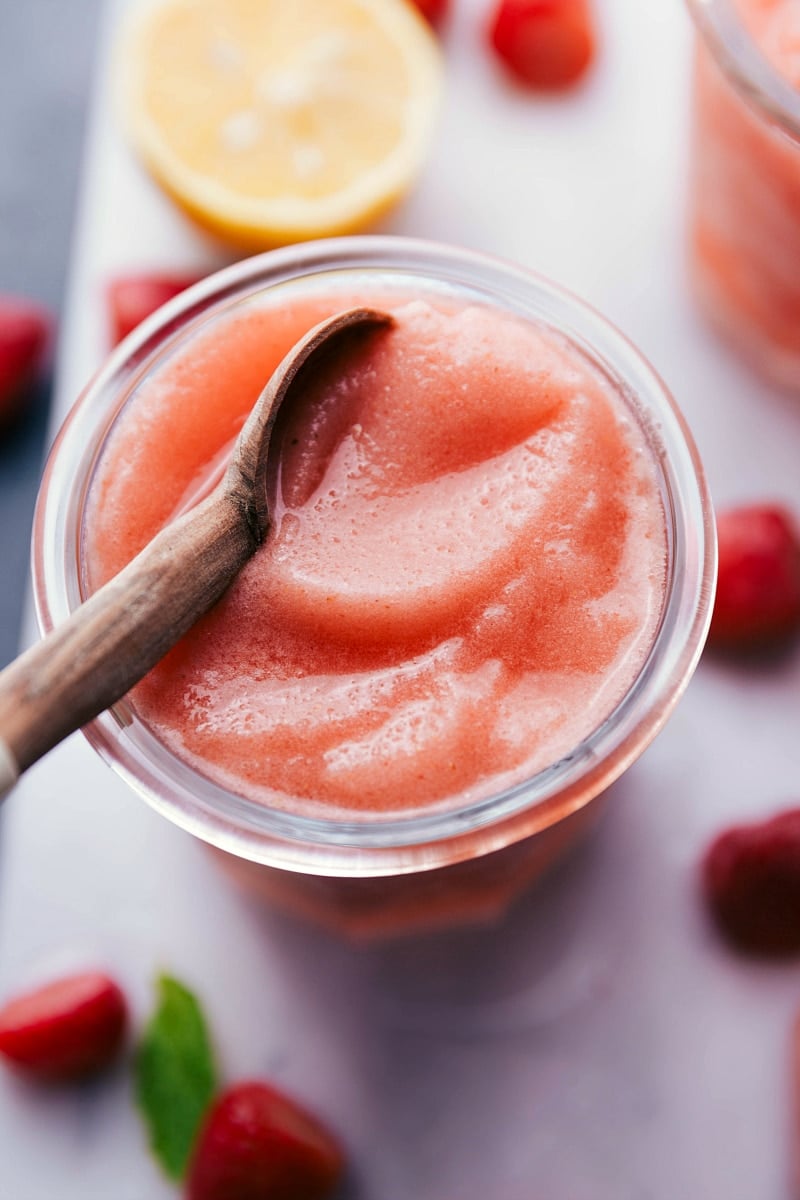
(0, 305, 394, 801)
(0, 489, 253, 786)
(0, 739, 16, 801)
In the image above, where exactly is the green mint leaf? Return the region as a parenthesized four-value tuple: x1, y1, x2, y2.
(134, 974, 218, 1181)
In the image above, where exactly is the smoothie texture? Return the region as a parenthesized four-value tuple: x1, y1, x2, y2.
(690, 0, 800, 382)
(84, 286, 667, 818)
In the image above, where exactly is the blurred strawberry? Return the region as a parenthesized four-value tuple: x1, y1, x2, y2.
(188, 1081, 344, 1200)
(107, 272, 203, 346)
(702, 809, 800, 956)
(0, 295, 51, 428)
(488, 0, 596, 89)
(710, 504, 800, 652)
(411, 0, 449, 26)
(0, 971, 128, 1080)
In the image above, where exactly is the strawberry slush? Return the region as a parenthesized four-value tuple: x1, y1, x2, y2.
(84, 286, 667, 819)
(690, 0, 800, 385)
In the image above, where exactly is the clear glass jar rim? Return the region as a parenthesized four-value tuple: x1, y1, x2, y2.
(33, 236, 715, 876)
(687, 0, 800, 140)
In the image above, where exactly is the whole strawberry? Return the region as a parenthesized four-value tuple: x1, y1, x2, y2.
(702, 809, 800, 956)
(0, 971, 128, 1080)
(488, 0, 596, 90)
(107, 272, 203, 346)
(0, 295, 51, 428)
(709, 504, 800, 652)
(187, 1081, 344, 1200)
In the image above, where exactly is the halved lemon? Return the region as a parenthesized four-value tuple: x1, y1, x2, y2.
(119, 0, 443, 247)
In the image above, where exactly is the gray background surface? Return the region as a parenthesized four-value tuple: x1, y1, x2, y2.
(0, 0, 102, 666)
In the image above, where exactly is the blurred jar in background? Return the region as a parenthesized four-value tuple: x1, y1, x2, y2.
(688, 0, 800, 389)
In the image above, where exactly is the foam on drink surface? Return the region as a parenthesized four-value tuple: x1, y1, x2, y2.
(85, 287, 667, 817)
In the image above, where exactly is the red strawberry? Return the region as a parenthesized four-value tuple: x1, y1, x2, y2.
(709, 504, 800, 652)
(702, 809, 800, 956)
(107, 272, 203, 346)
(0, 295, 51, 427)
(412, 0, 449, 26)
(0, 971, 128, 1080)
(188, 1081, 344, 1200)
(488, 0, 596, 89)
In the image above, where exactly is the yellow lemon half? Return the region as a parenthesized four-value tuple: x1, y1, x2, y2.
(120, 0, 443, 247)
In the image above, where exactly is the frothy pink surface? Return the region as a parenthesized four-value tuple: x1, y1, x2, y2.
(85, 288, 666, 816)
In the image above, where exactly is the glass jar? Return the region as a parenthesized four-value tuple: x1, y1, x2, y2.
(687, 0, 800, 389)
(32, 237, 715, 938)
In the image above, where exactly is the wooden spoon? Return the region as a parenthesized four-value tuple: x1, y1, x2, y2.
(0, 306, 393, 800)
